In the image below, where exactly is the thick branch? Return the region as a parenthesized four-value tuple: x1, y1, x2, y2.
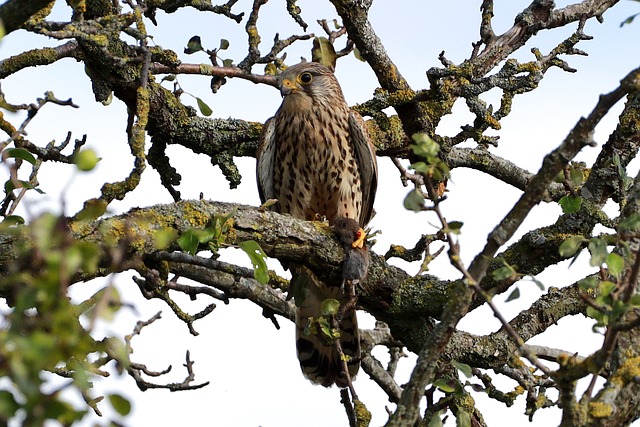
(0, 0, 54, 34)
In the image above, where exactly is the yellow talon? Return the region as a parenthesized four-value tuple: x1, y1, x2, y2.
(352, 228, 366, 249)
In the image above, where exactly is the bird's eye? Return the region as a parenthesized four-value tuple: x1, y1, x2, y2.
(298, 72, 313, 84)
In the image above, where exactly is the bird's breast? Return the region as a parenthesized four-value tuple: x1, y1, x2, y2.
(273, 108, 362, 223)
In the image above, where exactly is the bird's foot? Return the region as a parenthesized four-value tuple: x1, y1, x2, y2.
(351, 228, 366, 249)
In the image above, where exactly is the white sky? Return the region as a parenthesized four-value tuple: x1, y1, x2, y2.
(2, 0, 640, 426)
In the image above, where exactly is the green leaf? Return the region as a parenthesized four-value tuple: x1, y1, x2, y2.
(321, 298, 341, 316)
(569, 166, 585, 187)
(2, 215, 24, 225)
(598, 280, 616, 297)
(621, 13, 639, 26)
(410, 161, 431, 174)
(316, 316, 340, 340)
(238, 240, 269, 285)
(353, 47, 365, 62)
(4, 147, 37, 165)
(586, 305, 608, 325)
(505, 287, 520, 302)
(588, 237, 608, 267)
(619, 213, 640, 232)
(108, 393, 131, 416)
(222, 58, 234, 67)
(184, 35, 204, 54)
(456, 410, 471, 427)
(434, 160, 451, 180)
(451, 360, 472, 378)
(606, 252, 624, 277)
(5, 179, 15, 193)
(578, 276, 598, 290)
(528, 275, 545, 290)
(219, 38, 230, 50)
(4, 179, 45, 194)
(559, 235, 584, 257)
(492, 265, 516, 281)
(177, 229, 204, 255)
(558, 194, 582, 214)
(43, 400, 85, 423)
(428, 413, 443, 427)
(432, 378, 455, 393)
(410, 133, 440, 158)
(0, 390, 19, 418)
(76, 198, 108, 221)
(289, 274, 310, 307)
(160, 74, 176, 83)
(195, 97, 213, 116)
(629, 294, 640, 307)
(403, 188, 425, 212)
(446, 221, 464, 235)
(106, 337, 130, 372)
(312, 36, 337, 70)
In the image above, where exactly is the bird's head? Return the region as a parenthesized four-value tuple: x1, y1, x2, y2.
(277, 62, 344, 107)
(332, 217, 362, 247)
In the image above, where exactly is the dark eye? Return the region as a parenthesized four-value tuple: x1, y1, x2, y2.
(298, 72, 313, 84)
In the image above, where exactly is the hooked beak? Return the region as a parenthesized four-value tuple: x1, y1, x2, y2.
(280, 78, 297, 97)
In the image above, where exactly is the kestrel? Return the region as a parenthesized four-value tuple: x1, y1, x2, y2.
(256, 61, 378, 388)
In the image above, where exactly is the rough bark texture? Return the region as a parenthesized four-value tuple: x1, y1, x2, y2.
(1, 0, 640, 426)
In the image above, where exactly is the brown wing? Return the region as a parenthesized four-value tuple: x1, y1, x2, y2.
(256, 117, 277, 205)
(349, 111, 378, 226)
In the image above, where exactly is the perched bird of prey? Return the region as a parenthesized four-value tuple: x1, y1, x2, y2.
(256, 61, 377, 388)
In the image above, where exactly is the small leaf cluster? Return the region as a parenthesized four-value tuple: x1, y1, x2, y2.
(0, 214, 130, 425)
(557, 162, 588, 214)
(177, 212, 235, 255)
(302, 298, 342, 345)
(409, 133, 450, 182)
(491, 259, 545, 302)
(312, 37, 337, 70)
(1, 141, 98, 225)
(1, 147, 44, 223)
(428, 361, 475, 427)
(403, 134, 450, 212)
(177, 213, 269, 285)
(187, 35, 233, 100)
(559, 221, 640, 329)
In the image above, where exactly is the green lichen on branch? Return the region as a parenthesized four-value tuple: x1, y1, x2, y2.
(0, 44, 79, 79)
(0, 0, 54, 34)
(77, 87, 149, 217)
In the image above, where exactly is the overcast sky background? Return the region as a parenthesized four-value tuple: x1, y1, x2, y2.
(2, 0, 640, 426)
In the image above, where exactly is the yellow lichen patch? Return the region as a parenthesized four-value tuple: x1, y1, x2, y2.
(180, 202, 211, 227)
(485, 112, 501, 130)
(386, 89, 417, 105)
(589, 401, 613, 419)
(69, 219, 92, 237)
(353, 399, 372, 427)
(99, 218, 127, 246)
(611, 356, 640, 386)
(364, 115, 406, 152)
(505, 385, 525, 401)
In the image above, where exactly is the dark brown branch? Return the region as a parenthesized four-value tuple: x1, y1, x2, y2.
(151, 63, 278, 86)
(0, 0, 54, 34)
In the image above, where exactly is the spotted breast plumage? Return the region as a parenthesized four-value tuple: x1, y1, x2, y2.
(256, 61, 377, 387)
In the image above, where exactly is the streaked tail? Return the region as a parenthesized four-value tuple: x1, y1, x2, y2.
(295, 274, 360, 388)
